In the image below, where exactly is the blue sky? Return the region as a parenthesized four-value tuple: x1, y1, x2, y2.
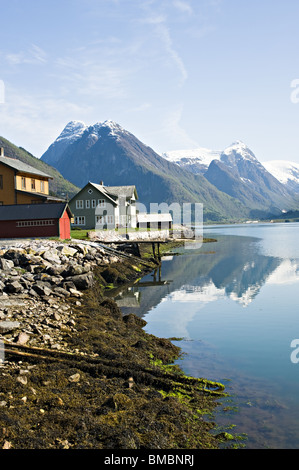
(1, 0, 299, 163)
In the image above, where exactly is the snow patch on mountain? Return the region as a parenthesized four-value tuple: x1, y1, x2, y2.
(56, 120, 129, 145)
(56, 120, 88, 143)
(221, 140, 261, 166)
(162, 147, 221, 166)
(262, 160, 299, 191)
(92, 120, 130, 139)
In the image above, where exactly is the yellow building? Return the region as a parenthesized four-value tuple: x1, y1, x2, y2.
(0, 147, 63, 205)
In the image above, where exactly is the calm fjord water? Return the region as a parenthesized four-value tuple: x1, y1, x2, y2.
(117, 223, 299, 448)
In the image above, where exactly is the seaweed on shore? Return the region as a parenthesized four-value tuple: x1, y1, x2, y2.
(0, 242, 238, 450)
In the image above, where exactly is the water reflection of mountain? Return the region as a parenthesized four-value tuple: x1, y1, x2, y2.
(112, 234, 290, 317)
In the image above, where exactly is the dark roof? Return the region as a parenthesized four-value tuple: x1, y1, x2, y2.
(0, 203, 72, 221)
(16, 190, 65, 202)
(88, 182, 138, 200)
(69, 182, 138, 205)
(0, 156, 52, 178)
(104, 185, 138, 200)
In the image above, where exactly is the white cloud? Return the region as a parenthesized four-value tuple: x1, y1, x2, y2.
(6, 44, 47, 66)
(0, 86, 92, 156)
(173, 0, 193, 15)
(158, 105, 199, 150)
(154, 23, 188, 86)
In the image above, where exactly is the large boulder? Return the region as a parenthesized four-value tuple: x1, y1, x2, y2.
(66, 273, 93, 290)
(32, 282, 53, 297)
(5, 280, 24, 294)
(0, 258, 14, 271)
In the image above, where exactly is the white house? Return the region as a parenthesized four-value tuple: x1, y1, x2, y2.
(69, 181, 138, 230)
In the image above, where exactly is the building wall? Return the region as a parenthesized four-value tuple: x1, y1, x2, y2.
(0, 162, 50, 206)
(16, 192, 47, 205)
(0, 219, 59, 239)
(0, 164, 16, 205)
(69, 184, 137, 230)
(15, 173, 49, 195)
(59, 210, 71, 239)
(70, 185, 116, 229)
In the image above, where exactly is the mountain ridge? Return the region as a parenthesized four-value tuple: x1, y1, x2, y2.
(164, 141, 298, 214)
(41, 120, 299, 220)
(41, 121, 251, 222)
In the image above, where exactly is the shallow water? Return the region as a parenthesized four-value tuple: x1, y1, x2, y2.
(116, 222, 299, 448)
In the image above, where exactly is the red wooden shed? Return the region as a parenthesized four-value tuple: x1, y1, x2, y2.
(0, 203, 73, 240)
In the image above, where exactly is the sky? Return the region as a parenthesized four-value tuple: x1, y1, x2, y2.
(1, 0, 299, 163)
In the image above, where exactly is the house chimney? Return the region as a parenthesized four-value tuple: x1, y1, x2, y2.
(0, 147, 4, 157)
(100, 181, 104, 185)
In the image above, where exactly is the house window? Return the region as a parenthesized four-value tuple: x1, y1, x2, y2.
(21, 177, 26, 189)
(76, 200, 84, 209)
(74, 216, 85, 225)
(16, 220, 55, 227)
(86, 200, 90, 209)
(31, 179, 36, 191)
(98, 199, 105, 208)
(96, 215, 105, 224)
(107, 215, 114, 224)
(88, 189, 93, 194)
(0, 175, 3, 190)
(91, 199, 96, 208)
(40, 180, 45, 192)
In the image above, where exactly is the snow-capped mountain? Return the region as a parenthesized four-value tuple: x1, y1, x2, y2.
(162, 147, 221, 175)
(41, 120, 249, 221)
(55, 120, 88, 144)
(220, 140, 263, 167)
(45, 120, 88, 165)
(44, 120, 133, 166)
(262, 160, 299, 193)
(41, 121, 298, 219)
(164, 141, 297, 214)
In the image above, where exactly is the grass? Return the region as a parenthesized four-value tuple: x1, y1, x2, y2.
(70, 229, 94, 240)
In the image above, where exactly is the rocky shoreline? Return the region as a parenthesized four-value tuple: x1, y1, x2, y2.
(0, 239, 121, 350)
(0, 238, 235, 450)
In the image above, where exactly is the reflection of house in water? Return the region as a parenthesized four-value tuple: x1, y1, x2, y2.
(115, 288, 141, 308)
(108, 232, 299, 324)
(112, 264, 173, 316)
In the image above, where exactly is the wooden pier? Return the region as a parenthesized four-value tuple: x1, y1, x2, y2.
(98, 238, 179, 260)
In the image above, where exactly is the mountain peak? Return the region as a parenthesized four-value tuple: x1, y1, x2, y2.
(56, 120, 88, 143)
(222, 140, 258, 164)
(89, 120, 129, 139)
(223, 140, 250, 153)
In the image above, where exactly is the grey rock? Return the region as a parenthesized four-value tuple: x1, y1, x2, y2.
(62, 280, 76, 291)
(46, 265, 65, 276)
(63, 263, 84, 277)
(42, 250, 61, 265)
(32, 283, 52, 297)
(66, 273, 93, 290)
(69, 288, 83, 298)
(5, 281, 24, 294)
(0, 321, 20, 333)
(0, 258, 14, 271)
(52, 287, 70, 298)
